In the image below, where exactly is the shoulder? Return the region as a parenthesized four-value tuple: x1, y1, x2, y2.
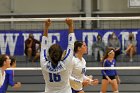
(34, 39, 39, 42)
(72, 56, 80, 65)
(82, 58, 86, 66)
(82, 57, 86, 63)
(6, 70, 13, 74)
(25, 39, 29, 42)
(103, 59, 109, 65)
(103, 59, 108, 63)
(72, 57, 77, 63)
(72, 56, 77, 61)
(113, 59, 116, 63)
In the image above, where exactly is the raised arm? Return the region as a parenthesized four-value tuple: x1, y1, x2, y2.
(66, 18, 74, 34)
(40, 19, 51, 67)
(63, 18, 75, 61)
(43, 19, 51, 37)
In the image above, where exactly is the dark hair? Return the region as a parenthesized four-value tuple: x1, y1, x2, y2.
(48, 44, 63, 65)
(101, 48, 115, 62)
(0, 54, 8, 67)
(29, 33, 34, 39)
(10, 56, 16, 66)
(74, 41, 83, 53)
(129, 32, 134, 41)
(97, 34, 102, 41)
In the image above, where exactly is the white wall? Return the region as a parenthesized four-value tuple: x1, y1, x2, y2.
(12, 0, 81, 13)
(99, 0, 140, 11)
(0, 0, 11, 13)
(0, 0, 140, 14)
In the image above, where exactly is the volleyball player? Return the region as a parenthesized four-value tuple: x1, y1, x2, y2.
(0, 56, 21, 93)
(40, 18, 75, 93)
(70, 41, 99, 93)
(100, 48, 120, 93)
(0, 54, 11, 89)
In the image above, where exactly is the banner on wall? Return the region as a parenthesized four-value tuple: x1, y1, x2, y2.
(0, 29, 139, 56)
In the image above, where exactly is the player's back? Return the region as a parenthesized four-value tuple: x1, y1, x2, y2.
(40, 33, 75, 93)
(42, 60, 73, 93)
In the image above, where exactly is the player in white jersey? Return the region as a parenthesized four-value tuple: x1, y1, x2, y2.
(70, 41, 99, 93)
(40, 18, 75, 93)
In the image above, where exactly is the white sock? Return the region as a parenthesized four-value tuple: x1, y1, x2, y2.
(113, 90, 119, 93)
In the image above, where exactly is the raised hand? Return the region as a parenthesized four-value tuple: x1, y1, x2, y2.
(65, 18, 74, 33)
(44, 19, 51, 37)
(45, 19, 51, 28)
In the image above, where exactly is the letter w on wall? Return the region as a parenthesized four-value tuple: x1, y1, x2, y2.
(0, 33, 19, 56)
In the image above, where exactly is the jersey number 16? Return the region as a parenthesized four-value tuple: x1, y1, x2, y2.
(49, 73, 61, 82)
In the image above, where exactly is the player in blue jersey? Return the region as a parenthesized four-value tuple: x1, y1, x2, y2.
(0, 56, 21, 93)
(100, 48, 120, 93)
(40, 18, 75, 93)
(0, 54, 11, 89)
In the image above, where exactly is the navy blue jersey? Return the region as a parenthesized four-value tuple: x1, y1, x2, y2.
(101, 59, 117, 76)
(0, 70, 15, 93)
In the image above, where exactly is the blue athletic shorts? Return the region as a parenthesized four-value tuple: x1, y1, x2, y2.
(71, 88, 83, 93)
